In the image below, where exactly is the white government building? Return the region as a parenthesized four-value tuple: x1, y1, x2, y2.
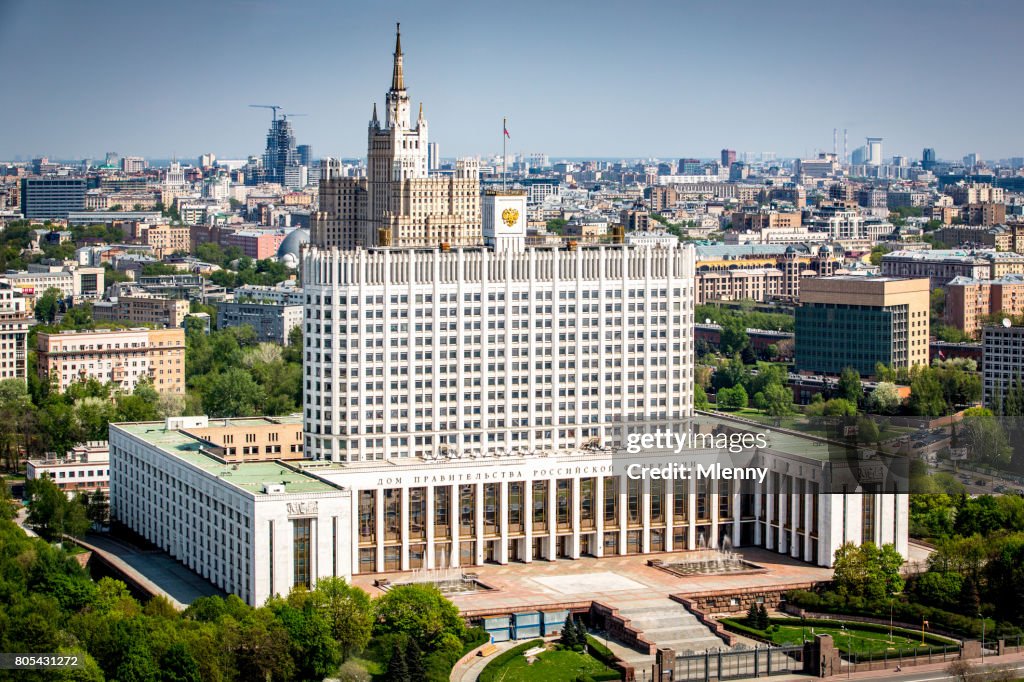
(109, 25, 908, 607)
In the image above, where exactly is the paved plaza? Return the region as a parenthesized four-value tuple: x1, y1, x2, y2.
(352, 547, 834, 615)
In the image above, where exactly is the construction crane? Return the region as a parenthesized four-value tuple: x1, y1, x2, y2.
(249, 104, 282, 121)
(280, 113, 307, 121)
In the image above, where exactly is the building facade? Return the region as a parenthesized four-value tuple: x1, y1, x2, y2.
(982, 323, 1024, 408)
(0, 283, 32, 381)
(796, 276, 931, 376)
(881, 249, 1024, 289)
(37, 327, 185, 394)
(110, 414, 909, 606)
(217, 300, 303, 345)
(21, 177, 86, 219)
(944, 275, 1024, 338)
(315, 25, 480, 249)
(92, 294, 190, 329)
(27, 441, 110, 495)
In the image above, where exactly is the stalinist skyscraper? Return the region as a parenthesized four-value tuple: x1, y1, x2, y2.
(315, 24, 481, 249)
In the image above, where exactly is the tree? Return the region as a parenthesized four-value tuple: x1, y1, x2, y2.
(960, 412, 1011, 467)
(946, 660, 974, 682)
(757, 603, 769, 630)
(560, 613, 579, 647)
(719, 316, 750, 356)
(837, 367, 862, 405)
(695, 384, 710, 410)
(405, 636, 425, 681)
(373, 583, 465, 652)
(913, 571, 962, 609)
(115, 643, 159, 682)
(760, 383, 795, 417)
(34, 287, 62, 324)
(199, 367, 265, 418)
(959, 575, 981, 615)
(746, 602, 759, 628)
(159, 643, 201, 682)
(717, 385, 749, 411)
(908, 370, 947, 417)
(310, 577, 373, 661)
(832, 542, 904, 600)
(25, 477, 89, 541)
(868, 382, 901, 414)
(387, 640, 410, 682)
(856, 416, 881, 445)
(87, 489, 110, 527)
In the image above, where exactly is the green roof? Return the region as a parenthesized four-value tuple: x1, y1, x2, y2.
(115, 421, 336, 496)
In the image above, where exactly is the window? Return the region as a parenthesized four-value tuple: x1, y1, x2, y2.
(292, 518, 311, 589)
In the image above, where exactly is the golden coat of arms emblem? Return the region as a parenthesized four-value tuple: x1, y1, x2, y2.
(501, 208, 519, 227)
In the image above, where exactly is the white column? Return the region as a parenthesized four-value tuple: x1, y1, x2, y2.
(754, 476, 763, 545)
(595, 476, 605, 558)
(425, 485, 436, 569)
(641, 476, 651, 554)
(664, 486, 674, 552)
(374, 488, 385, 571)
(571, 477, 581, 559)
(499, 481, 509, 564)
(687, 477, 697, 550)
(709, 480, 720, 549)
(450, 485, 460, 568)
(400, 487, 410, 571)
(524, 479, 534, 562)
(765, 473, 775, 550)
(803, 488, 813, 562)
(778, 478, 789, 554)
(618, 475, 628, 555)
(474, 482, 484, 566)
(790, 483, 800, 559)
(547, 478, 557, 561)
(350, 491, 360, 576)
(732, 486, 742, 548)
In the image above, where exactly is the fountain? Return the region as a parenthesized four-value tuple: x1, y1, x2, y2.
(654, 531, 763, 577)
(382, 565, 491, 595)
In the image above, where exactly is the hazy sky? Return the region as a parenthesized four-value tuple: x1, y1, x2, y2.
(2, 0, 1022, 162)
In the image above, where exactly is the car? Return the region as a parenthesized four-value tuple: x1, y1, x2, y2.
(975, 479, 987, 486)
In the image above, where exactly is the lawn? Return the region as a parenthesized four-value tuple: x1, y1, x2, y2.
(483, 644, 618, 682)
(722, 618, 955, 656)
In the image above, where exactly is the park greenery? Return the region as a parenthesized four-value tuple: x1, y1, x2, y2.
(0, 493, 482, 682)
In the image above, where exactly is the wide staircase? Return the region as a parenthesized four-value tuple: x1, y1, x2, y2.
(617, 599, 726, 654)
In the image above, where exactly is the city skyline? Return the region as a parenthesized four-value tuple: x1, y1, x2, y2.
(2, 0, 1023, 162)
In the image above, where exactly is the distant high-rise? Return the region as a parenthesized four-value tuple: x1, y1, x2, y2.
(121, 156, 146, 173)
(963, 153, 979, 168)
(866, 137, 883, 166)
(720, 149, 736, 168)
(427, 141, 439, 171)
(922, 148, 937, 171)
(21, 177, 86, 219)
(297, 144, 313, 168)
(260, 115, 299, 186)
(678, 158, 702, 174)
(315, 23, 480, 248)
(851, 145, 869, 166)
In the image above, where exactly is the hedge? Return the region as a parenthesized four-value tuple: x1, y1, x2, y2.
(478, 639, 545, 682)
(719, 617, 958, 661)
(786, 589, 1013, 639)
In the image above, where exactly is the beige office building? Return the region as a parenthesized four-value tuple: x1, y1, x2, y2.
(93, 294, 190, 328)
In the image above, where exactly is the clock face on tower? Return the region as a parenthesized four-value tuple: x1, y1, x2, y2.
(501, 208, 519, 227)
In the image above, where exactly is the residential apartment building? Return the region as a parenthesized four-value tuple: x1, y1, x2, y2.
(222, 228, 291, 260)
(3, 265, 105, 301)
(694, 243, 844, 303)
(932, 224, 1023, 252)
(37, 327, 185, 394)
(92, 294, 190, 328)
(0, 283, 32, 381)
(982, 323, 1024, 408)
(234, 281, 304, 306)
(217, 300, 303, 345)
(796, 276, 931, 376)
(944, 275, 1024, 338)
(945, 183, 1004, 206)
(730, 209, 802, 231)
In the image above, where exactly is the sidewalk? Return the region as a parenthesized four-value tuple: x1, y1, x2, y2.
(450, 638, 533, 682)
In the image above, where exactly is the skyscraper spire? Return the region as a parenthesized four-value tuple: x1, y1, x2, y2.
(371, 102, 379, 126)
(391, 22, 405, 92)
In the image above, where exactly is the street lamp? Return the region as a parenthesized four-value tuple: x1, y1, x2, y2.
(979, 613, 986, 662)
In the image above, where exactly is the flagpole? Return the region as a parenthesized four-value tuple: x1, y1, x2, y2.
(502, 117, 507, 192)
